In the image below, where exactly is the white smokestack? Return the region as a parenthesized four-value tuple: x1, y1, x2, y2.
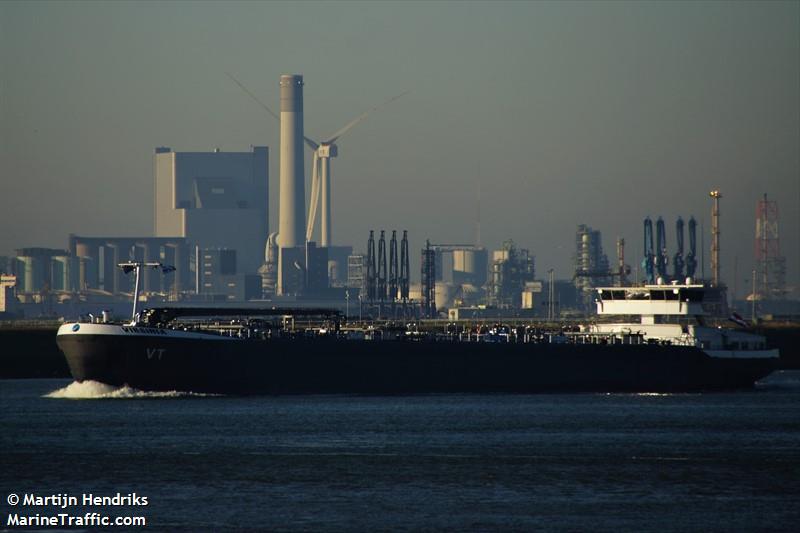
(278, 74, 305, 248)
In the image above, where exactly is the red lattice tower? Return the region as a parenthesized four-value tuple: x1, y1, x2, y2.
(754, 194, 787, 300)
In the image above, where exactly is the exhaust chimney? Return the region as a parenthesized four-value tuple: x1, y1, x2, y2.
(278, 74, 306, 248)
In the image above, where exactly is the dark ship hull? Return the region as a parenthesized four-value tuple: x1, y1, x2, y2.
(56, 326, 777, 394)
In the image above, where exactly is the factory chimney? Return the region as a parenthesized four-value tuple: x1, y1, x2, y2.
(278, 74, 306, 248)
(276, 75, 307, 295)
(709, 190, 721, 287)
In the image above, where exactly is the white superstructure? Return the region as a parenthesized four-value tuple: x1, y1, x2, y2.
(590, 283, 778, 359)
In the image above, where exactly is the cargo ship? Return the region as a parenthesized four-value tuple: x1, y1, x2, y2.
(55, 262, 778, 394)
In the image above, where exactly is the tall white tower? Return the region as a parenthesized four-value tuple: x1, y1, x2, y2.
(278, 74, 306, 248)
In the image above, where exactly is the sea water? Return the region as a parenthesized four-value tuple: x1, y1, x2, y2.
(1, 373, 799, 532)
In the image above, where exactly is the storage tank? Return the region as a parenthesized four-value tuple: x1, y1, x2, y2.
(453, 248, 488, 286)
(75, 242, 99, 290)
(453, 250, 471, 273)
(15, 256, 36, 293)
(457, 283, 483, 305)
(435, 282, 456, 310)
(51, 256, 69, 291)
(328, 260, 340, 285)
(408, 282, 422, 302)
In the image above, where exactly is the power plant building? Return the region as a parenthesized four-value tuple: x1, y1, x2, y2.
(12, 248, 73, 295)
(195, 248, 262, 301)
(68, 236, 188, 296)
(304, 242, 329, 295)
(154, 146, 269, 276)
(326, 246, 354, 287)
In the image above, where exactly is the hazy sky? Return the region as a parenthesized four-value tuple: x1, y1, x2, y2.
(1, 1, 798, 295)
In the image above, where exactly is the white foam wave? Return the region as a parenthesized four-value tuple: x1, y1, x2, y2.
(756, 370, 800, 390)
(44, 380, 219, 399)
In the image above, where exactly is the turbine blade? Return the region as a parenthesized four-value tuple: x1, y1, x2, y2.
(227, 74, 321, 150)
(306, 152, 321, 241)
(324, 90, 410, 144)
(225, 72, 280, 122)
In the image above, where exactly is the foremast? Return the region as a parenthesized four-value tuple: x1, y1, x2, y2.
(117, 262, 175, 325)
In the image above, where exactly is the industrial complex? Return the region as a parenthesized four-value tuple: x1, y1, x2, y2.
(1, 74, 797, 321)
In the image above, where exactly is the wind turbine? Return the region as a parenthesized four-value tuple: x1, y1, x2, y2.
(303, 91, 407, 246)
(227, 73, 406, 246)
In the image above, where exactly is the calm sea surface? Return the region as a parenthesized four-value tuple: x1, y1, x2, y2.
(2, 373, 799, 532)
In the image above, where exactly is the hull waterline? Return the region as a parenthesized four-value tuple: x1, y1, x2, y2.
(56, 327, 777, 395)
